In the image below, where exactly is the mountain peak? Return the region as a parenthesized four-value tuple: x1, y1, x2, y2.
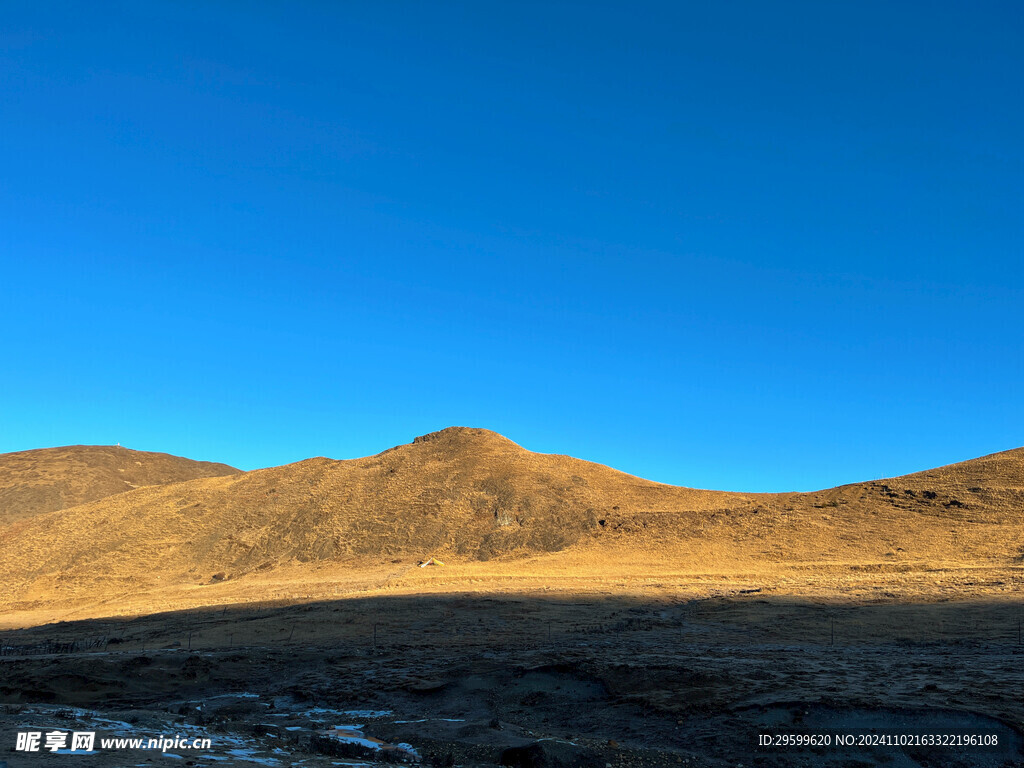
(412, 427, 517, 447)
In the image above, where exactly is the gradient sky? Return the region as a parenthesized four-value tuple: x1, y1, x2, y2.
(2, 2, 1021, 492)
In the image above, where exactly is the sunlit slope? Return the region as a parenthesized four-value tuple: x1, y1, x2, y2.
(0, 444, 240, 526)
(1, 430, 1022, 612)
(756, 446, 1024, 565)
(0, 428, 746, 602)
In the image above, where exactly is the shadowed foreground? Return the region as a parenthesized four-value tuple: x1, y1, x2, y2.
(3, 594, 1024, 768)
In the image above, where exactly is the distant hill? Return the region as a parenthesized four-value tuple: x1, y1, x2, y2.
(0, 445, 239, 526)
(1, 429, 1022, 613)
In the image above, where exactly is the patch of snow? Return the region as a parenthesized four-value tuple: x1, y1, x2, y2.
(224, 748, 280, 766)
(90, 717, 138, 731)
(396, 742, 420, 758)
(327, 732, 384, 750)
(303, 707, 390, 719)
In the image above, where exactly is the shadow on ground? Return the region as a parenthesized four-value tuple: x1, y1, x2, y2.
(2, 594, 1024, 767)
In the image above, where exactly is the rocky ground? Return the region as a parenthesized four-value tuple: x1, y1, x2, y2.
(3, 593, 1024, 767)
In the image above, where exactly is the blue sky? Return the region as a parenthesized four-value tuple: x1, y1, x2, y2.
(1, 2, 1021, 492)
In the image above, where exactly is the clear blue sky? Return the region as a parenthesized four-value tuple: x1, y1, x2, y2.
(2, 2, 1021, 492)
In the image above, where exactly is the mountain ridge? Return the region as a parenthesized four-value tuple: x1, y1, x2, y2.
(1, 429, 1022, 618)
(0, 444, 240, 526)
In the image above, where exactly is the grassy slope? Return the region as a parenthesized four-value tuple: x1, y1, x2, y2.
(1, 429, 1022, 620)
(0, 444, 240, 526)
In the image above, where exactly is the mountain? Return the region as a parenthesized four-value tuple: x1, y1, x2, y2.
(0, 445, 240, 526)
(1, 429, 1022, 616)
(0, 428, 747, 606)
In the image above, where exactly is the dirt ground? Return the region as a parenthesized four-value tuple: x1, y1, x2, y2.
(3, 584, 1024, 768)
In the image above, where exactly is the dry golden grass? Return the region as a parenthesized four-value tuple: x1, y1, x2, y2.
(0, 444, 239, 526)
(1, 428, 1023, 628)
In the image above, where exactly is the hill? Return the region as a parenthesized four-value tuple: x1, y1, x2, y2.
(1, 429, 1022, 618)
(0, 445, 240, 526)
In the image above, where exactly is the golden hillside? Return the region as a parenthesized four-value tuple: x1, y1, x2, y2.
(1, 429, 1023, 616)
(0, 428, 745, 605)
(0, 444, 239, 526)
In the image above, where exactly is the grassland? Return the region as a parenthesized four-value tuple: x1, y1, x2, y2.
(1, 429, 1023, 766)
